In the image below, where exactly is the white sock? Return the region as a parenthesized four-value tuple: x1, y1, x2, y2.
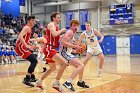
(79, 80, 83, 83)
(67, 78, 72, 83)
(98, 69, 102, 71)
(54, 79, 59, 83)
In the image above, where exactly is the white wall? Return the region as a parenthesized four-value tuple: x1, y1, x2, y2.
(32, 1, 140, 32)
(20, 6, 27, 13)
(20, 0, 27, 14)
(116, 36, 130, 55)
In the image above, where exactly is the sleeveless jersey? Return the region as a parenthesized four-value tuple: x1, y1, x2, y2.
(16, 25, 32, 45)
(60, 31, 76, 55)
(46, 25, 60, 48)
(83, 28, 99, 47)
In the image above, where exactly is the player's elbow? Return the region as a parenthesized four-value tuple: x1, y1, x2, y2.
(101, 35, 104, 39)
(18, 34, 23, 40)
(61, 41, 66, 47)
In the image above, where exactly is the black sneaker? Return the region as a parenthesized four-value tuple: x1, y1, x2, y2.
(77, 81, 89, 88)
(63, 81, 75, 91)
(22, 76, 34, 87)
(30, 74, 38, 82)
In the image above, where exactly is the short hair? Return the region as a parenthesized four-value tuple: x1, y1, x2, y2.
(85, 21, 91, 25)
(50, 12, 60, 21)
(27, 15, 35, 21)
(70, 19, 80, 26)
(33, 31, 38, 34)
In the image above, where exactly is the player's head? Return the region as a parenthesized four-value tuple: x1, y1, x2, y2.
(50, 12, 61, 24)
(70, 19, 80, 32)
(33, 31, 38, 38)
(85, 21, 91, 31)
(27, 15, 36, 27)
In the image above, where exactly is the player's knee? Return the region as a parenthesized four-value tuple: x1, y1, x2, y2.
(79, 62, 84, 69)
(100, 55, 105, 62)
(63, 61, 69, 66)
(85, 57, 90, 62)
(27, 54, 38, 64)
(50, 66, 56, 72)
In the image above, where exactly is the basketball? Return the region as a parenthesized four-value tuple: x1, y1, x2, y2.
(76, 43, 87, 54)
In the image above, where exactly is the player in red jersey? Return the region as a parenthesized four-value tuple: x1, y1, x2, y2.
(15, 16, 38, 87)
(35, 12, 70, 92)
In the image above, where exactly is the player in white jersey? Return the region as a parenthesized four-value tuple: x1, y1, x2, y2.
(30, 31, 46, 73)
(60, 19, 84, 91)
(77, 22, 105, 88)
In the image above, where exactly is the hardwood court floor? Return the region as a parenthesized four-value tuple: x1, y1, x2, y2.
(0, 55, 140, 93)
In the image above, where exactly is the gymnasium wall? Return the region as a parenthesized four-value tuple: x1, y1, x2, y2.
(32, 1, 140, 55)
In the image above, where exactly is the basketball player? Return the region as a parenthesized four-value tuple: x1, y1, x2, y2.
(31, 31, 46, 73)
(15, 16, 38, 87)
(77, 21, 104, 88)
(35, 12, 69, 92)
(10, 46, 17, 64)
(60, 19, 84, 91)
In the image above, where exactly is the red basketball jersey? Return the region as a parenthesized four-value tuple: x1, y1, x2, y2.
(16, 25, 32, 45)
(46, 25, 60, 48)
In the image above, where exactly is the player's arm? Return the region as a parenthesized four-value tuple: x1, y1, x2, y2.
(94, 29, 104, 43)
(61, 30, 77, 48)
(18, 26, 31, 48)
(28, 41, 32, 46)
(48, 22, 66, 37)
(77, 33, 85, 44)
(30, 37, 47, 44)
(71, 50, 77, 53)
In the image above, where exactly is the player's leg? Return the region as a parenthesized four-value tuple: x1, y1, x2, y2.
(63, 58, 84, 91)
(51, 53, 68, 92)
(96, 53, 104, 77)
(22, 54, 38, 87)
(36, 62, 56, 89)
(77, 52, 92, 88)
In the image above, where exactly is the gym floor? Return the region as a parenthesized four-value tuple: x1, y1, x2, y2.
(0, 55, 140, 93)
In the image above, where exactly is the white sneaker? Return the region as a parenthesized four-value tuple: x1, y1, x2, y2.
(2, 61, 4, 65)
(13, 60, 16, 64)
(52, 82, 64, 92)
(97, 70, 102, 77)
(35, 80, 44, 89)
(5, 59, 9, 64)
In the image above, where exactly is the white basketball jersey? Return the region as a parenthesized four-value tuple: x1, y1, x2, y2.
(66, 35, 76, 55)
(83, 28, 99, 47)
(60, 33, 76, 55)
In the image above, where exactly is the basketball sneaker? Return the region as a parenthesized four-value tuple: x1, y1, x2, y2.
(52, 81, 64, 92)
(97, 70, 102, 77)
(35, 80, 44, 89)
(30, 74, 38, 82)
(77, 81, 89, 88)
(22, 75, 34, 87)
(63, 81, 75, 91)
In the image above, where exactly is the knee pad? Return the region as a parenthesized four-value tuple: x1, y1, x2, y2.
(26, 54, 38, 64)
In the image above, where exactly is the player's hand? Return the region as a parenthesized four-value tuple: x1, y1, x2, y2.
(74, 45, 81, 51)
(61, 28, 67, 33)
(27, 45, 35, 51)
(98, 39, 103, 43)
(30, 38, 36, 42)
